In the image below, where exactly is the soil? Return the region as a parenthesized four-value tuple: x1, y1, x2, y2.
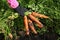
(0, 27, 59, 40)
(0, 32, 59, 40)
(0, 33, 4, 40)
(16, 32, 58, 40)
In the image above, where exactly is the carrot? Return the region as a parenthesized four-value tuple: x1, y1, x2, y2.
(28, 14, 43, 28)
(24, 16, 29, 35)
(8, 33, 13, 39)
(32, 12, 49, 18)
(28, 19, 37, 34)
(36, 23, 43, 28)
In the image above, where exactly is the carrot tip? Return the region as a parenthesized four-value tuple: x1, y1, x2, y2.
(37, 24, 44, 28)
(26, 32, 29, 35)
(34, 32, 38, 34)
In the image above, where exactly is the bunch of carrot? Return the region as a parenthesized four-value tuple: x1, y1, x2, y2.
(24, 12, 49, 35)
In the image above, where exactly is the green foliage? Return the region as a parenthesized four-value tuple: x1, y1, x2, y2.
(0, 0, 60, 40)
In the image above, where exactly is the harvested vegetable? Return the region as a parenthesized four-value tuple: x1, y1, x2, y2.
(32, 12, 49, 18)
(36, 23, 43, 28)
(8, 33, 13, 39)
(28, 14, 43, 27)
(24, 16, 29, 35)
(28, 19, 37, 34)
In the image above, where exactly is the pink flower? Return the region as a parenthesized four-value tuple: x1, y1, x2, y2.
(7, 0, 19, 8)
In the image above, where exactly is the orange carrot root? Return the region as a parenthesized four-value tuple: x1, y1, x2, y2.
(36, 23, 43, 28)
(8, 33, 13, 39)
(28, 14, 43, 28)
(32, 12, 49, 18)
(24, 16, 29, 35)
(28, 19, 37, 34)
